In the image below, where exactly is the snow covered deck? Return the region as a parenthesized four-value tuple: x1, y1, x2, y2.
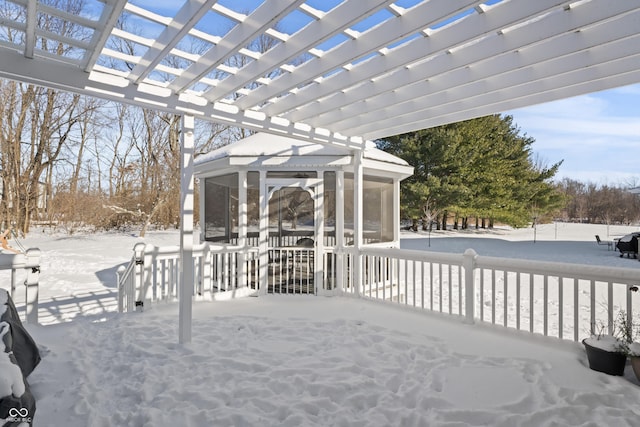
(7, 223, 640, 426)
(28, 295, 640, 426)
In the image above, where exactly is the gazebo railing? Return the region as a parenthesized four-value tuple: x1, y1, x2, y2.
(117, 243, 260, 312)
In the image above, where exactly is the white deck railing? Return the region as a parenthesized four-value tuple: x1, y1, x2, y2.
(0, 248, 41, 324)
(344, 247, 640, 342)
(117, 244, 640, 343)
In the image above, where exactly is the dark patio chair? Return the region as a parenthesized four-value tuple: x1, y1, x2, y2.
(595, 235, 614, 250)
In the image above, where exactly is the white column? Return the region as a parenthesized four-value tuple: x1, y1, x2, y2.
(353, 150, 364, 297)
(335, 171, 344, 293)
(238, 171, 247, 287)
(393, 178, 400, 246)
(179, 115, 195, 344)
(315, 181, 324, 295)
(258, 171, 269, 295)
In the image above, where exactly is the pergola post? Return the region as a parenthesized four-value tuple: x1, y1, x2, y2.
(393, 178, 401, 243)
(238, 171, 248, 287)
(179, 114, 195, 344)
(335, 171, 345, 294)
(353, 149, 364, 297)
(258, 170, 269, 295)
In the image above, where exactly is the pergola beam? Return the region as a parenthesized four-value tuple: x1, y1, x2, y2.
(23, 0, 36, 58)
(129, 0, 220, 84)
(0, 48, 364, 148)
(82, 0, 128, 72)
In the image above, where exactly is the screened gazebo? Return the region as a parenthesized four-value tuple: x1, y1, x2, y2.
(195, 132, 412, 295)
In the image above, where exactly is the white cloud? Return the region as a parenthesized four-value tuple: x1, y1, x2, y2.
(504, 85, 640, 182)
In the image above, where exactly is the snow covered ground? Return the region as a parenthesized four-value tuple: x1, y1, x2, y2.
(5, 222, 640, 426)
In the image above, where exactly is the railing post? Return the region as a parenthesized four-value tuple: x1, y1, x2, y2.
(202, 244, 213, 296)
(117, 265, 126, 313)
(132, 242, 146, 312)
(335, 249, 344, 294)
(143, 244, 155, 309)
(463, 249, 477, 324)
(10, 269, 16, 298)
(24, 248, 41, 325)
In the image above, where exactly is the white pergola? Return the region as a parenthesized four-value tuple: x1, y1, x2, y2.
(1, 0, 639, 342)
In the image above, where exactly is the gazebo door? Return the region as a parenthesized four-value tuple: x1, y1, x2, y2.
(262, 179, 324, 295)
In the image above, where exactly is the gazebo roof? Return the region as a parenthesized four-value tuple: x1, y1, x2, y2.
(194, 132, 413, 179)
(195, 132, 409, 166)
(1, 1, 639, 147)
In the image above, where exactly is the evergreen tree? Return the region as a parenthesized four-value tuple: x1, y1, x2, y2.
(379, 115, 564, 228)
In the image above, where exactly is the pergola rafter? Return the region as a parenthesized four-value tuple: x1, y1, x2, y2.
(198, 0, 396, 104)
(272, 0, 576, 121)
(234, 0, 486, 111)
(168, 0, 307, 94)
(308, 0, 639, 132)
(0, 0, 638, 143)
(329, 5, 640, 138)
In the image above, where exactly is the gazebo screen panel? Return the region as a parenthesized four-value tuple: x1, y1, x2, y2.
(203, 173, 239, 243)
(363, 175, 394, 244)
(247, 171, 260, 247)
(324, 171, 336, 247)
(344, 173, 354, 245)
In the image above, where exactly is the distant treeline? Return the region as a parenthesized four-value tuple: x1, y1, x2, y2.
(554, 178, 640, 225)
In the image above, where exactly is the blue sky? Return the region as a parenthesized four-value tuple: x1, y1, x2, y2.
(506, 83, 640, 186)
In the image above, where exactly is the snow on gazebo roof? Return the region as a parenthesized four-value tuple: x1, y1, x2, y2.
(195, 132, 410, 167)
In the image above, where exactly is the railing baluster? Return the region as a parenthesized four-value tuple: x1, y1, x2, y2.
(491, 269, 496, 324)
(543, 275, 549, 336)
(439, 263, 443, 313)
(503, 270, 508, 327)
(420, 261, 425, 309)
(448, 264, 453, 314)
(516, 272, 521, 330)
(429, 262, 433, 311)
(607, 281, 614, 335)
(573, 278, 579, 342)
(457, 265, 462, 315)
(480, 268, 485, 322)
(558, 277, 564, 340)
(412, 260, 416, 307)
(529, 274, 534, 334)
